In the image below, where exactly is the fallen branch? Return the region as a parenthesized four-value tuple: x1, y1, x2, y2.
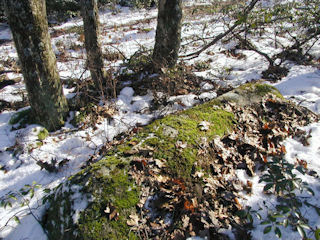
(108, 44, 128, 61)
(234, 33, 274, 66)
(275, 28, 320, 61)
(180, 0, 260, 59)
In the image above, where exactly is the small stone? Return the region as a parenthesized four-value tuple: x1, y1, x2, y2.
(162, 125, 179, 138)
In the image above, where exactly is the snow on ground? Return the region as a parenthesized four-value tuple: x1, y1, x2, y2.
(0, 1, 319, 239)
(236, 121, 320, 240)
(238, 65, 320, 240)
(274, 65, 320, 113)
(0, 24, 12, 41)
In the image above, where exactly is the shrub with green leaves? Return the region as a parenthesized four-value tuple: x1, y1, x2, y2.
(256, 153, 320, 239)
(237, 150, 320, 239)
(0, 182, 43, 229)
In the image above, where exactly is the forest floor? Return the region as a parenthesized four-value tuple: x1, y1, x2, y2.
(0, 1, 320, 239)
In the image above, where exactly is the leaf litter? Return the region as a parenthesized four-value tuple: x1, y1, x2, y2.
(125, 94, 319, 239)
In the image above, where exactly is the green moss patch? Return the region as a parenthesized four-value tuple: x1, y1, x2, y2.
(238, 82, 283, 99)
(141, 105, 234, 178)
(78, 157, 139, 240)
(43, 156, 139, 240)
(43, 101, 235, 239)
(37, 128, 49, 141)
(43, 83, 283, 239)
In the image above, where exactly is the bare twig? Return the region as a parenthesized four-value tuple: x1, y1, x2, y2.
(108, 44, 128, 61)
(284, 28, 320, 53)
(234, 33, 274, 66)
(0, 192, 49, 238)
(304, 36, 320, 56)
(180, 0, 260, 59)
(274, 28, 320, 63)
(0, 208, 29, 232)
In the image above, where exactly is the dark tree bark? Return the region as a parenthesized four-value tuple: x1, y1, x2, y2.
(152, 0, 183, 68)
(4, 0, 68, 131)
(80, 0, 107, 92)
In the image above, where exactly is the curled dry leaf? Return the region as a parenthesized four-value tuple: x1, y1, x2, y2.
(172, 178, 186, 191)
(208, 210, 221, 226)
(150, 221, 162, 230)
(297, 158, 308, 169)
(280, 145, 286, 154)
(127, 214, 139, 227)
(184, 199, 195, 212)
(109, 209, 119, 220)
(125, 96, 319, 239)
(104, 204, 118, 221)
(175, 140, 187, 149)
(191, 198, 198, 208)
(182, 215, 190, 229)
(234, 197, 242, 210)
(155, 174, 170, 183)
(154, 159, 166, 168)
(193, 171, 204, 178)
(198, 121, 211, 131)
(176, 88, 189, 95)
(262, 154, 268, 163)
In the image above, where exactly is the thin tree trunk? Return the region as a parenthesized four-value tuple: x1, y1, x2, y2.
(152, 0, 183, 68)
(4, 0, 68, 131)
(80, 0, 107, 93)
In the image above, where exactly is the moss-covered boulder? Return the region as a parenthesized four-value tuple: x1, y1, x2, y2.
(43, 156, 140, 239)
(42, 83, 287, 239)
(218, 82, 283, 106)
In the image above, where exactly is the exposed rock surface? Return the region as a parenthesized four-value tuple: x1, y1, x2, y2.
(43, 83, 318, 239)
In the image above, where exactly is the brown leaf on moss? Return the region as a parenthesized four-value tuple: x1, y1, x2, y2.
(104, 204, 118, 221)
(127, 214, 139, 226)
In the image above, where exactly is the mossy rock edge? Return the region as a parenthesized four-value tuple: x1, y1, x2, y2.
(220, 82, 283, 106)
(43, 83, 282, 239)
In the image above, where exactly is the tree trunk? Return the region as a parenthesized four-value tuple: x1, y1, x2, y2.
(4, 0, 68, 131)
(80, 0, 107, 93)
(152, 0, 183, 68)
